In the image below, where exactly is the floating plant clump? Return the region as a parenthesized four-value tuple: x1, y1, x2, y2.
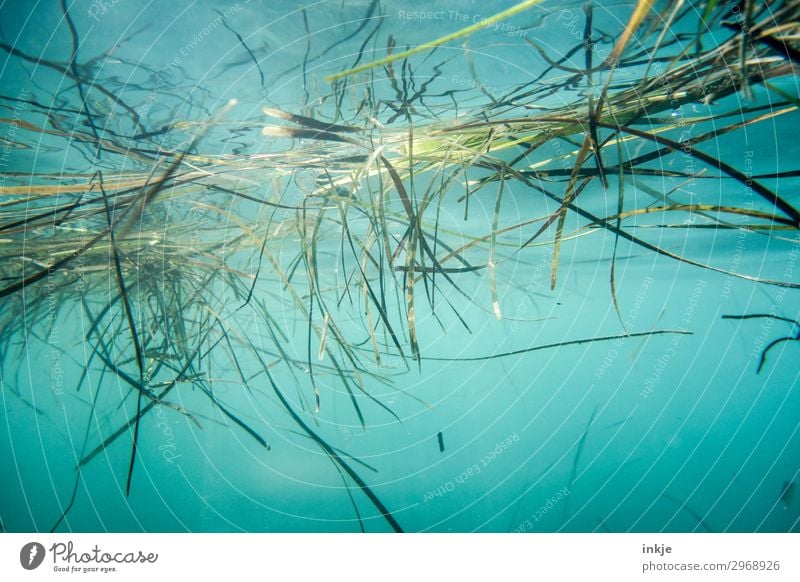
(0, 0, 798, 532)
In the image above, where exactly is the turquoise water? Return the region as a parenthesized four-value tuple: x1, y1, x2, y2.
(0, 0, 799, 532)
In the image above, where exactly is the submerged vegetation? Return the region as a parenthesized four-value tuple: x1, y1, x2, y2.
(1, 0, 799, 531)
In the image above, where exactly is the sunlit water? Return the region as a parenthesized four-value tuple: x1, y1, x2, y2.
(1, 0, 799, 532)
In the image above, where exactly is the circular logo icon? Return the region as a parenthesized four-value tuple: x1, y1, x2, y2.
(20, 542, 46, 570)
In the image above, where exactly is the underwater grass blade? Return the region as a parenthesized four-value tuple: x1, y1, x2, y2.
(605, 0, 655, 66)
(662, 492, 713, 532)
(597, 121, 800, 226)
(3, 0, 800, 535)
(610, 139, 625, 329)
(489, 171, 504, 319)
(551, 137, 594, 289)
(325, 0, 545, 82)
(246, 336, 403, 532)
(423, 330, 691, 362)
(566, 406, 598, 515)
